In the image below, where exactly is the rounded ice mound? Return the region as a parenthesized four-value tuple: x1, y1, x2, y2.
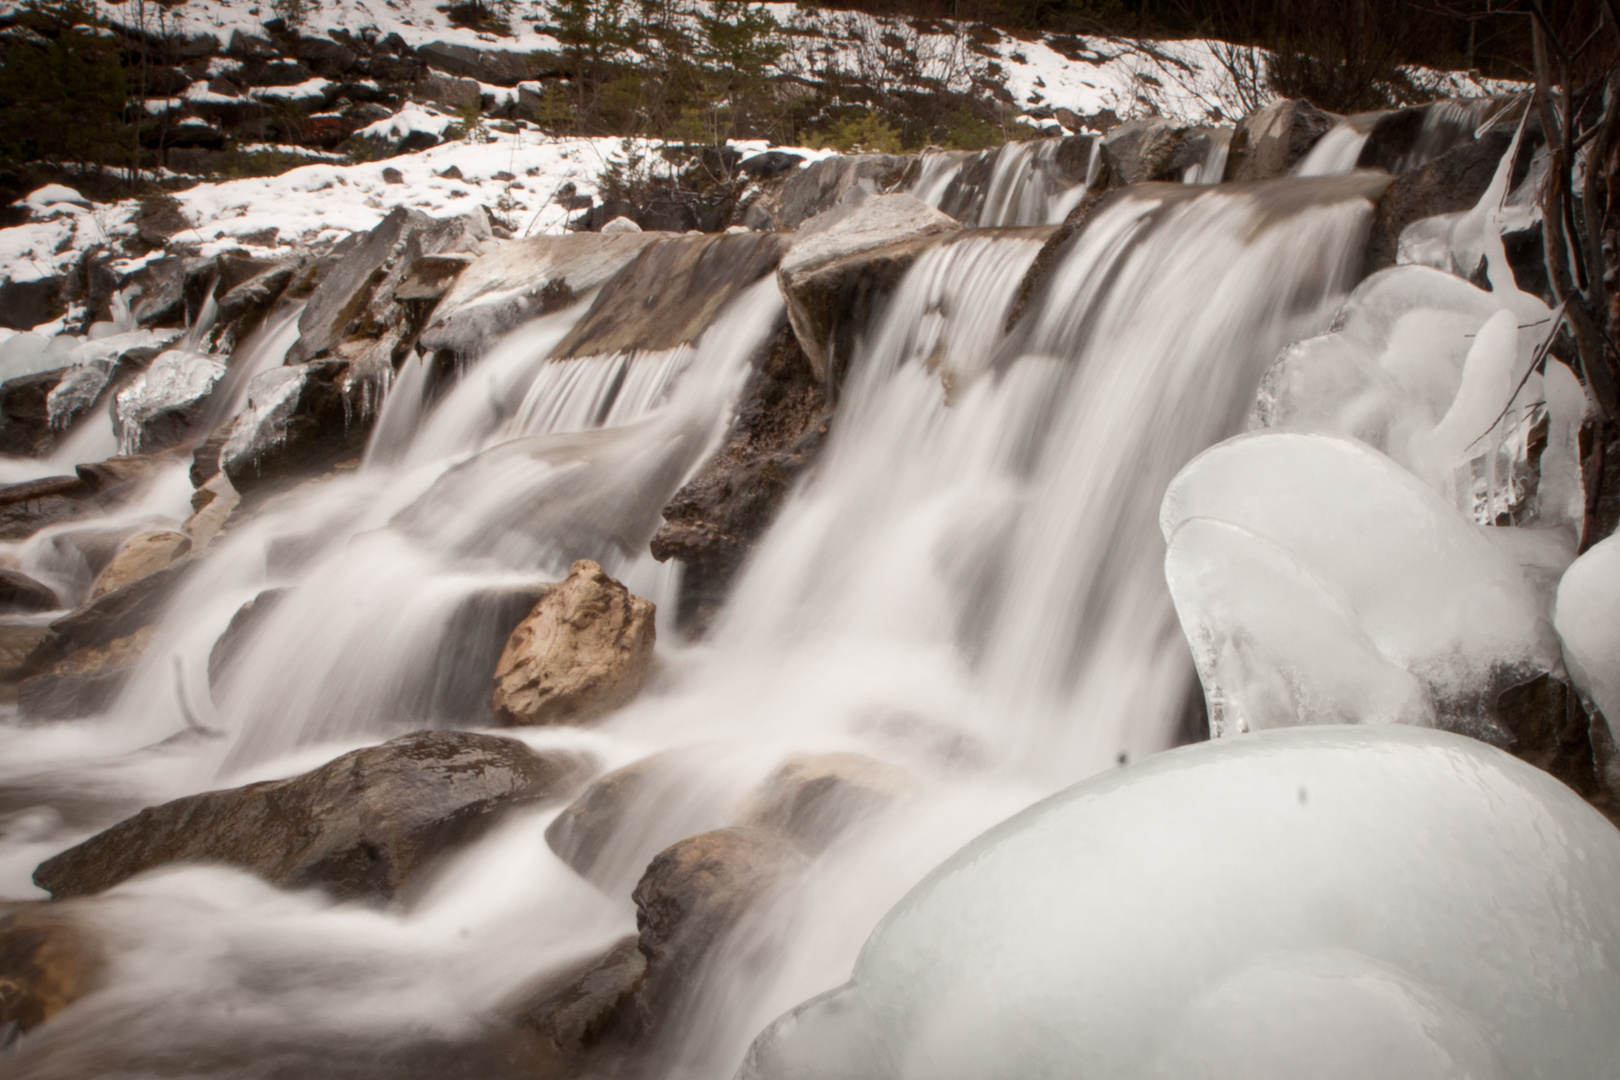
(1556, 533, 1620, 737)
(738, 726, 1620, 1080)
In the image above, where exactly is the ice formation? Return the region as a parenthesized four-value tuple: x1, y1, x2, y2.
(112, 349, 227, 454)
(740, 725, 1620, 1080)
(1555, 534, 1620, 740)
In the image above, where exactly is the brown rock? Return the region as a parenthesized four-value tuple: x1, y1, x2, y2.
(207, 586, 289, 693)
(0, 368, 67, 457)
(0, 569, 58, 613)
(491, 560, 655, 726)
(1224, 98, 1337, 182)
(18, 626, 155, 721)
(0, 622, 50, 681)
(0, 905, 101, 1035)
(33, 730, 593, 902)
(87, 530, 191, 601)
(742, 752, 911, 853)
(515, 936, 646, 1054)
(1496, 673, 1601, 800)
(1097, 117, 1192, 187)
(1365, 130, 1511, 273)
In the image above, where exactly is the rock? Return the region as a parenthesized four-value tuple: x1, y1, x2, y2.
(34, 549, 195, 661)
(417, 70, 482, 112)
(923, 137, 1093, 225)
(0, 622, 51, 681)
(739, 151, 804, 179)
(120, 255, 215, 328)
(132, 195, 193, 248)
(0, 368, 67, 456)
(418, 232, 657, 364)
(1366, 130, 1511, 272)
(227, 29, 277, 58)
(0, 453, 179, 542)
(1355, 101, 1493, 174)
(417, 40, 536, 85)
(1097, 117, 1192, 186)
(759, 154, 912, 232)
(631, 827, 801, 1019)
(0, 905, 101, 1035)
(0, 569, 58, 613)
(777, 194, 960, 385)
(382, 167, 405, 185)
(207, 586, 288, 692)
(1224, 98, 1336, 182)
(553, 232, 787, 360)
(112, 349, 227, 453)
(1496, 672, 1603, 803)
(491, 559, 655, 726)
(17, 626, 154, 721)
(599, 215, 642, 236)
(0, 277, 61, 331)
(741, 753, 912, 852)
(651, 325, 828, 627)
(87, 530, 190, 601)
(215, 258, 298, 329)
(219, 359, 373, 494)
(515, 936, 645, 1055)
(294, 33, 357, 76)
(33, 730, 593, 902)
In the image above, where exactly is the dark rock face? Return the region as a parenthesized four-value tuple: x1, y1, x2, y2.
(0, 569, 59, 613)
(1495, 673, 1603, 805)
(417, 40, 536, 85)
(1366, 130, 1512, 273)
(1224, 98, 1335, 182)
(207, 586, 290, 692)
(0, 277, 62, 331)
(552, 232, 789, 360)
(33, 731, 593, 902)
(219, 359, 373, 494)
(0, 905, 102, 1035)
(0, 452, 181, 542)
(652, 324, 829, 629)
(515, 936, 646, 1055)
(1098, 117, 1192, 186)
(0, 368, 67, 457)
(17, 626, 153, 721)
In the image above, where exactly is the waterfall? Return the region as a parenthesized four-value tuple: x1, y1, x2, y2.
(911, 138, 1094, 227)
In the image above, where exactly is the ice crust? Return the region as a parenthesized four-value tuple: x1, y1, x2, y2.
(740, 725, 1620, 1080)
(112, 349, 227, 453)
(1555, 533, 1620, 737)
(1161, 431, 1556, 732)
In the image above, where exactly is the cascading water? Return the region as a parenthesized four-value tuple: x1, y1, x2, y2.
(910, 138, 1094, 226)
(0, 149, 1508, 1080)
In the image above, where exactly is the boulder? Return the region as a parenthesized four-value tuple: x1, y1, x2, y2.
(755, 154, 912, 232)
(17, 626, 154, 721)
(0, 905, 102, 1035)
(218, 359, 373, 494)
(416, 232, 657, 364)
(0, 368, 67, 456)
(111, 349, 227, 453)
(417, 40, 536, 85)
(515, 935, 646, 1055)
(33, 730, 593, 902)
(738, 151, 805, 179)
(650, 325, 828, 628)
(0, 622, 51, 681)
(1224, 98, 1336, 181)
(741, 753, 911, 852)
(0, 568, 58, 613)
(1496, 673, 1604, 806)
(87, 530, 190, 601)
(1097, 117, 1192, 186)
(0, 277, 61, 331)
(132, 195, 194, 248)
(206, 586, 288, 692)
(553, 232, 788, 360)
(777, 194, 960, 385)
(417, 70, 482, 112)
(491, 559, 655, 726)
(215, 258, 299, 329)
(1366, 129, 1512, 272)
(119, 256, 215, 328)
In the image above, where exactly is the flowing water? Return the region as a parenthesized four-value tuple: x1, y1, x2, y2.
(0, 170, 1384, 1078)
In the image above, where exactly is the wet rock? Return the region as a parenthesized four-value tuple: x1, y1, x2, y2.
(1366, 130, 1512, 272)
(553, 232, 787, 360)
(1496, 672, 1603, 802)
(0, 277, 61, 331)
(545, 753, 683, 885)
(0, 569, 58, 613)
(0, 453, 177, 542)
(418, 232, 656, 363)
(1224, 98, 1336, 182)
(651, 325, 828, 627)
(492, 559, 655, 726)
(33, 730, 593, 902)
(741, 753, 911, 852)
(112, 349, 227, 453)
(739, 151, 804, 179)
(515, 936, 645, 1055)
(132, 195, 194, 248)
(777, 194, 960, 385)
(0, 905, 102, 1036)
(0, 623, 51, 681)
(215, 258, 299, 330)
(1097, 117, 1191, 186)
(34, 550, 195, 661)
(756, 153, 912, 232)
(17, 626, 154, 721)
(219, 358, 373, 495)
(207, 586, 289, 692)
(87, 530, 190, 602)
(120, 256, 215, 328)
(631, 826, 801, 1019)
(0, 368, 67, 456)
(417, 40, 537, 85)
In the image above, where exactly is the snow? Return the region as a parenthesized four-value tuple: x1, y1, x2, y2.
(356, 105, 452, 143)
(1555, 534, 1620, 738)
(741, 724, 1620, 1080)
(23, 185, 90, 214)
(250, 77, 332, 103)
(1161, 431, 1559, 727)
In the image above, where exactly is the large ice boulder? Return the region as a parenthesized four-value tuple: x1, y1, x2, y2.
(740, 725, 1620, 1080)
(1556, 533, 1620, 738)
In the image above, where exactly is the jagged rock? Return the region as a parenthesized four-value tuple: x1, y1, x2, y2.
(0, 277, 61, 331)
(1097, 117, 1192, 186)
(0, 368, 67, 456)
(599, 215, 642, 236)
(0, 568, 58, 613)
(553, 232, 787, 360)
(491, 559, 655, 726)
(417, 40, 537, 85)
(219, 359, 373, 494)
(215, 258, 299, 328)
(631, 826, 801, 1019)
(0, 905, 102, 1035)
(1366, 130, 1512, 272)
(651, 325, 827, 627)
(777, 194, 960, 385)
(756, 154, 912, 232)
(120, 256, 215, 328)
(1496, 673, 1603, 804)
(17, 626, 154, 721)
(206, 586, 288, 692)
(227, 29, 277, 58)
(418, 232, 656, 363)
(294, 33, 357, 76)
(33, 730, 593, 902)
(741, 753, 912, 852)
(112, 348, 227, 453)
(87, 530, 190, 602)
(1224, 98, 1336, 182)
(32, 548, 195, 663)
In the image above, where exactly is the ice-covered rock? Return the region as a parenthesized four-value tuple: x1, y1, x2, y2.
(740, 725, 1620, 1080)
(0, 331, 55, 381)
(1161, 432, 1558, 729)
(1555, 534, 1620, 737)
(112, 349, 227, 454)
